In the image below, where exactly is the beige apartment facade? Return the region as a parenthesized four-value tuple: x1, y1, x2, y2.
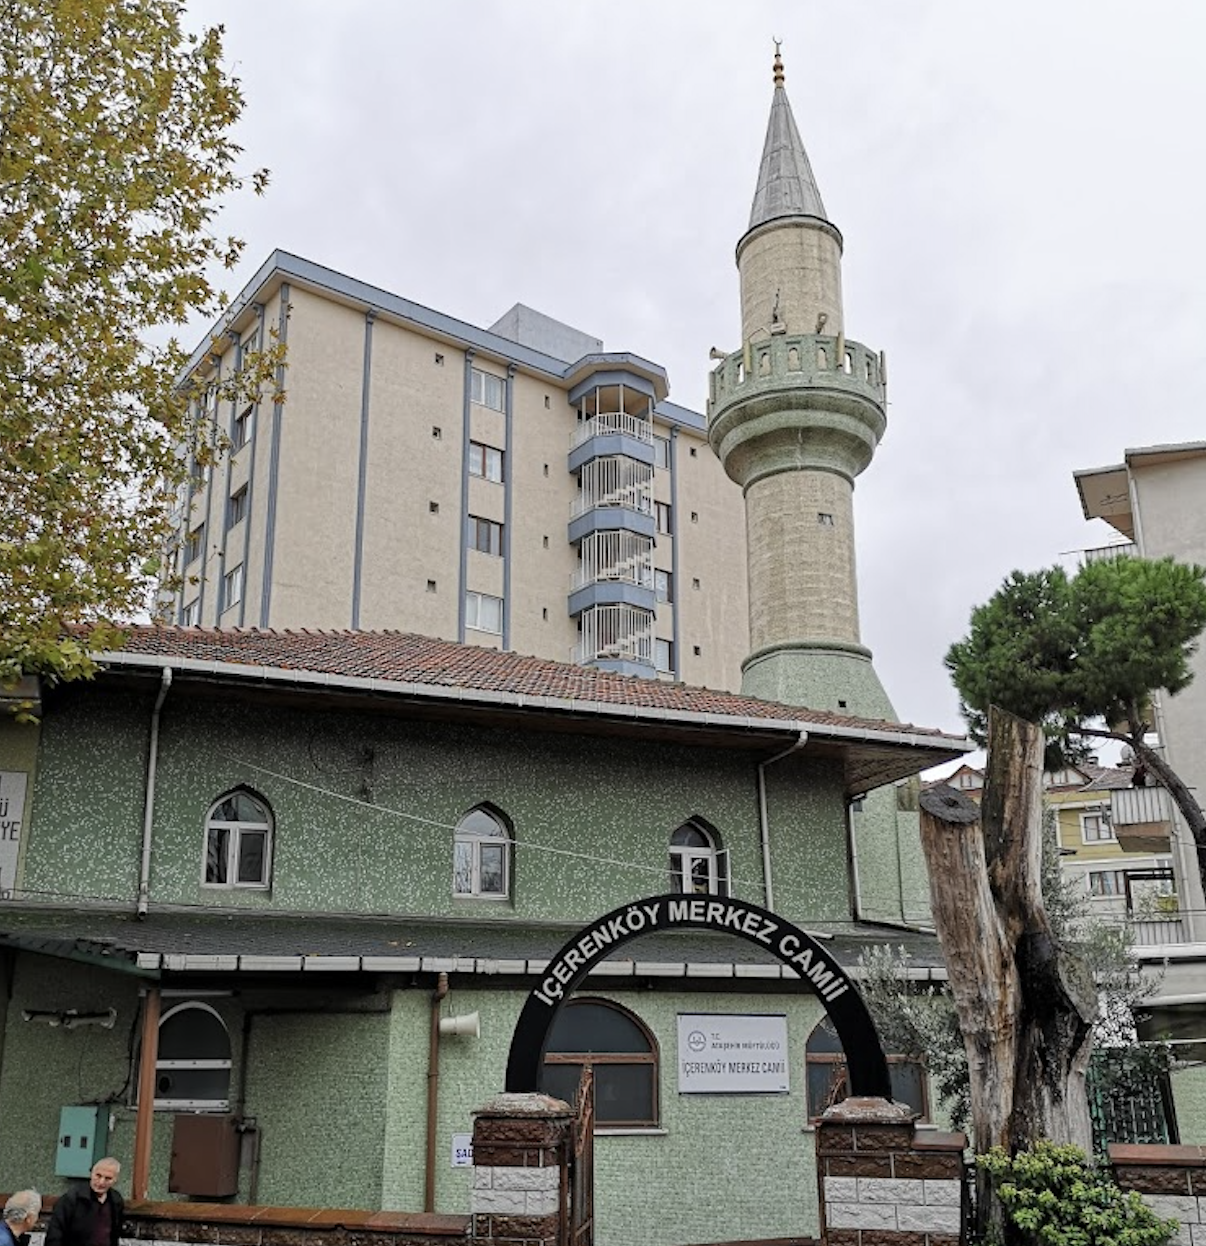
(171, 255, 749, 690)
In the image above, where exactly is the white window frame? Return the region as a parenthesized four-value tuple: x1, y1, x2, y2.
(1081, 809, 1114, 844)
(652, 435, 671, 471)
(465, 590, 503, 635)
(228, 485, 248, 529)
(153, 1001, 232, 1111)
(655, 501, 672, 535)
(469, 441, 504, 483)
(654, 638, 674, 673)
(669, 822, 726, 896)
(453, 808, 511, 900)
(232, 405, 252, 451)
(654, 569, 673, 605)
(203, 790, 272, 890)
(223, 564, 244, 610)
(471, 368, 505, 412)
(185, 525, 204, 565)
(182, 598, 201, 627)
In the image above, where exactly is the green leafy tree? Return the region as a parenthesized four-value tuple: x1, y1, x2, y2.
(1, 0, 283, 687)
(946, 557, 1206, 895)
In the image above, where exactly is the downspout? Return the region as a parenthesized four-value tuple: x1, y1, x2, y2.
(756, 731, 808, 910)
(137, 667, 172, 918)
(424, 972, 450, 1213)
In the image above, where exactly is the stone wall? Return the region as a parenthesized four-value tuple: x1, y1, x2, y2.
(1110, 1143, 1206, 1245)
(816, 1098, 968, 1246)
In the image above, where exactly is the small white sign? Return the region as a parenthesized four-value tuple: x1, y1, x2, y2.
(451, 1132, 473, 1167)
(677, 1013, 790, 1094)
(0, 772, 27, 897)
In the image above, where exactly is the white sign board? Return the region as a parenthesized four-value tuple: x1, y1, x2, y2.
(677, 1013, 790, 1094)
(0, 772, 26, 897)
(451, 1133, 473, 1167)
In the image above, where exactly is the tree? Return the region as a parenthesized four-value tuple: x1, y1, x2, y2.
(946, 556, 1206, 899)
(1, 0, 283, 688)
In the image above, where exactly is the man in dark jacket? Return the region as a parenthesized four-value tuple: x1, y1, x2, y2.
(45, 1159, 122, 1246)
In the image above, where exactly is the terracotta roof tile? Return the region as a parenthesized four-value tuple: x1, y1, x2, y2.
(102, 625, 962, 742)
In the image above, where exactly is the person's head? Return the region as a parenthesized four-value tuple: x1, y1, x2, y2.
(90, 1159, 120, 1197)
(2, 1191, 41, 1234)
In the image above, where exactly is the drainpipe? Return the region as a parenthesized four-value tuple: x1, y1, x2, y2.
(756, 732, 808, 910)
(424, 972, 450, 1212)
(137, 668, 172, 917)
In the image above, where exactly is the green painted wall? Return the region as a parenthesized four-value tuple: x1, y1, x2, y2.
(1172, 1063, 1206, 1145)
(25, 686, 871, 927)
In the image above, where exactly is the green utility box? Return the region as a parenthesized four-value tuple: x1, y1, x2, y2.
(56, 1106, 107, 1178)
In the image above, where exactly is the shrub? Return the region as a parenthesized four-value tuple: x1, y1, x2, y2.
(979, 1142, 1177, 1246)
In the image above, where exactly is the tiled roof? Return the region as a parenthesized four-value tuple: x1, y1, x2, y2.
(1081, 765, 1138, 792)
(101, 625, 963, 744)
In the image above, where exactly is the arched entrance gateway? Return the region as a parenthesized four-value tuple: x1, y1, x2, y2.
(505, 893, 891, 1099)
(468, 895, 969, 1246)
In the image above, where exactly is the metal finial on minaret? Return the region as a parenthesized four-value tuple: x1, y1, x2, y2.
(772, 39, 784, 86)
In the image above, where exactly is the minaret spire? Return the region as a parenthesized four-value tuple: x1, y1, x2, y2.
(748, 43, 829, 231)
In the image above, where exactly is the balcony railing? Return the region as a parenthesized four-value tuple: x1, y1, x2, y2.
(573, 603, 654, 666)
(571, 531, 654, 592)
(1084, 542, 1138, 563)
(570, 455, 653, 519)
(569, 411, 654, 452)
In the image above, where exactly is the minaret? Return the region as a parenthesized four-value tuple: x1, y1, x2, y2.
(708, 49, 894, 719)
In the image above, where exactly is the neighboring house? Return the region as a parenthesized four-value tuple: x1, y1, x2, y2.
(1075, 444, 1206, 1135)
(0, 627, 968, 1246)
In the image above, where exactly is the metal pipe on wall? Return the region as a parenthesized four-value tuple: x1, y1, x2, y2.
(137, 668, 172, 917)
(131, 986, 161, 1199)
(424, 972, 450, 1213)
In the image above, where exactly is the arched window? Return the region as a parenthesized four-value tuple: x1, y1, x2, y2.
(453, 806, 511, 899)
(204, 789, 272, 888)
(669, 820, 727, 895)
(154, 1002, 232, 1111)
(541, 999, 658, 1127)
(804, 1017, 928, 1121)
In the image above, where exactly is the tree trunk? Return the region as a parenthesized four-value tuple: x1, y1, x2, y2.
(919, 706, 1097, 1239)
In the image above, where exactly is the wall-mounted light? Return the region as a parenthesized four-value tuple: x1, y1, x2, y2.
(22, 1008, 117, 1030)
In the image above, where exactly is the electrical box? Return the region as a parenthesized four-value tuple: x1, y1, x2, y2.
(168, 1115, 240, 1198)
(56, 1106, 107, 1178)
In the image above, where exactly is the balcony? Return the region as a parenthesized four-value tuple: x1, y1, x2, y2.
(568, 455, 655, 544)
(569, 532, 655, 617)
(1084, 542, 1138, 564)
(1111, 786, 1173, 853)
(573, 603, 654, 675)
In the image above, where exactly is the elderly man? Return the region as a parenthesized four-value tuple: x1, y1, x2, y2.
(45, 1158, 123, 1246)
(1, 1191, 41, 1246)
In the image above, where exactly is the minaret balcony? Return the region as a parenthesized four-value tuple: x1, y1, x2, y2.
(707, 333, 888, 487)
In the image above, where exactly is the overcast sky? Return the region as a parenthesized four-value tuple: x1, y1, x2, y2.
(184, 0, 1206, 747)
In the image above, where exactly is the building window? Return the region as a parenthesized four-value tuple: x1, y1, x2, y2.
(654, 638, 674, 674)
(1082, 810, 1115, 843)
(185, 525, 204, 565)
(471, 367, 505, 412)
(204, 789, 271, 888)
(453, 806, 511, 899)
(1088, 869, 1129, 897)
(469, 441, 504, 483)
(227, 485, 248, 529)
(152, 1002, 232, 1111)
(182, 598, 201, 627)
(652, 435, 671, 470)
(805, 1018, 928, 1122)
(468, 516, 504, 556)
(669, 820, 727, 895)
(223, 564, 244, 609)
(465, 590, 503, 634)
(232, 406, 252, 451)
(655, 501, 672, 535)
(541, 999, 658, 1127)
(654, 569, 673, 604)
(817, 512, 834, 526)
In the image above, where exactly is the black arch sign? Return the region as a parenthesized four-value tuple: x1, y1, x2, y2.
(505, 893, 892, 1099)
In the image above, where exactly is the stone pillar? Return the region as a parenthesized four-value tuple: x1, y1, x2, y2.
(470, 1092, 572, 1246)
(816, 1097, 968, 1246)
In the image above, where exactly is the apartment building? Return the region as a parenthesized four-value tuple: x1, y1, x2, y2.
(171, 259, 749, 691)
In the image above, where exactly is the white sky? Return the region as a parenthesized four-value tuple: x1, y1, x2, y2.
(185, 0, 1206, 745)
